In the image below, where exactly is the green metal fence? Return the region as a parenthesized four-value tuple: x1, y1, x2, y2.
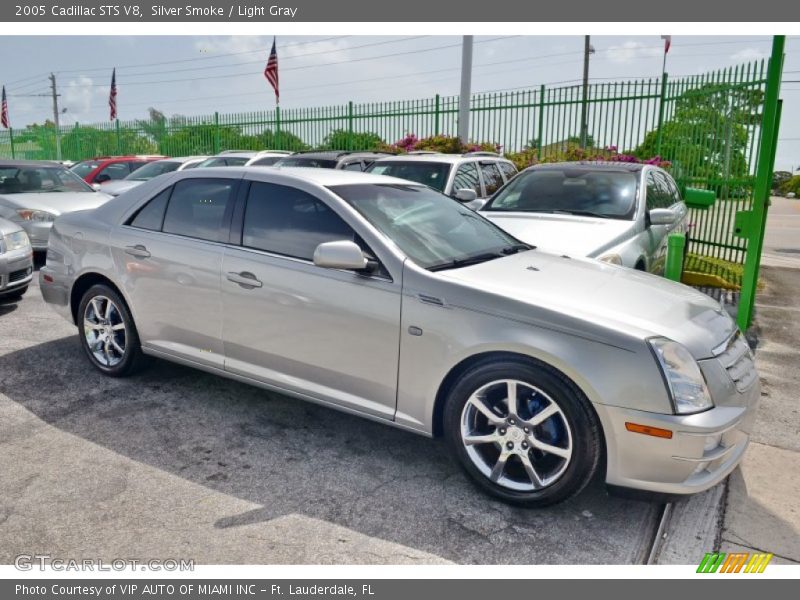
(0, 46, 785, 328)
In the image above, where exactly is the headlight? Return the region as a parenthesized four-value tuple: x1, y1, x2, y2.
(15, 209, 56, 222)
(648, 337, 714, 414)
(2, 230, 31, 253)
(598, 253, 623, 265)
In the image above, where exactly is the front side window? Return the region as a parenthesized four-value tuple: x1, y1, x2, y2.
(161, 178, 235, 242)
(480, 162, 505, 196)
(365, 161, 452, 193)
(452, 163, 482, 195)
(241, 182, 355, 261)
(70, 161, 101, 179)
(646, 171, 671, 210)
(484, 168, 638, 220)
(0, 165, 93, 194)
(329, 183, 521, 270)
(97, 162, 131, 182)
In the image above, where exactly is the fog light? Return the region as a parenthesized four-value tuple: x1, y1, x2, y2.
(704, 434, 722, 452)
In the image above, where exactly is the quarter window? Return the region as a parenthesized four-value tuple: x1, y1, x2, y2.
(129, 187, 171, 231)
(242, 182, 355, 261)
(480, 162, 505, 196)
(161, 178, 235, 242)
(452, 163, 481, 195)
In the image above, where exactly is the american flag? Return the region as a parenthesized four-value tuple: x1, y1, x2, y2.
(1, 86, 9, 129)
(109, 68, 118, 121)
(264, 37, 279, 104)
(661, 35, 672, 54)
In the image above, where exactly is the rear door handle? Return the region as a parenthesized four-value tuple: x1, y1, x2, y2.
(226, 271, 263, 289)
(124, 244, 151, 258)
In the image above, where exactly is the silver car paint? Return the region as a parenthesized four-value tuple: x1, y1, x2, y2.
(480, 166, 688, 272)
(39, 167, 759, 496)
(0, 217, 33, 295)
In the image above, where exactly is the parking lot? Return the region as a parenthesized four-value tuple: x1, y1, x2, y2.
(0, 272, 663, 565)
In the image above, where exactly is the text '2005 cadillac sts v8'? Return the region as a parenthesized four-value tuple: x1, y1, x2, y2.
(39, 167, 759, 507)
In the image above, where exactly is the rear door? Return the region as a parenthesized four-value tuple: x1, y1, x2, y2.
(112, 176, 239, 368)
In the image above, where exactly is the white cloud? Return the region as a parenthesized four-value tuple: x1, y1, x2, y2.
(62, 76, 95, 120)
(604, 41, 662, 64)
(731, 47, 767, 62)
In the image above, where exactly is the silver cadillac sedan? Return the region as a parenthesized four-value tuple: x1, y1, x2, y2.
(39, 167, 759, 507)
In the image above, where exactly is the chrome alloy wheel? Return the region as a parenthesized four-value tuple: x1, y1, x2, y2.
(460, 379, 573, 492)
(83, 295, 127, 367)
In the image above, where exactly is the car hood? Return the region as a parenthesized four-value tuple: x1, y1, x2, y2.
(101, 180, 145, 196)
(0, 191, 113, 216)
(479, 211, 636, 257)
(436, 250, 735, 358)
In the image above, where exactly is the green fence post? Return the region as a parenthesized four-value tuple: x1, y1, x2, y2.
(537, 84, 545, 160)
(9, 127, 15, 159)
(655, 73, 669, 156)
(738, 36, 785, 331)
(115, 119, 121, 155)
(213, 112, 221, 154)
(275, 105, 282, 149)
(347, 101, 354, 150)
(434, 94, 441, 137)
(665, 233, 687, 282)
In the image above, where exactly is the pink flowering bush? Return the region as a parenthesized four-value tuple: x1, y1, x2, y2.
(378, 133, 501, 155)
(505, 143, 671, 171)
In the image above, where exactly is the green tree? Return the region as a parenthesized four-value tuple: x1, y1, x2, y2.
(635, 83, 763, 196)
(772, 171, 793, 191)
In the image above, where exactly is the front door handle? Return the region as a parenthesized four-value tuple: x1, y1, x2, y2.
(124, 244, 151, 258)
(226, 271, 263, 289)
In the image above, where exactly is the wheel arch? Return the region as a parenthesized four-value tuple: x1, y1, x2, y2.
(69, 272, 130, 325)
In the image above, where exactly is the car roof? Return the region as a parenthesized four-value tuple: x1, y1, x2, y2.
(285, 151, 392, 161)
(192, 166, 420, 187)
(371, 153, 512, 165)
(0, 159, 63, 168)
(531, 161, 651, 172)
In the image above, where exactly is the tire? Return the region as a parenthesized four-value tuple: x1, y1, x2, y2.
(77, 284, 147, 377)
(443, 357, 602, 507)
(0, 285, 28, 302)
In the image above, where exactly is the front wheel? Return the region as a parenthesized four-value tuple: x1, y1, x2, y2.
(444, 358, 602, 507)
(78, 284, 146, 377)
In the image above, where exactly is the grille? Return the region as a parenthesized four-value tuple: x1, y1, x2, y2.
(714, 332, 757, 392)
(9, 267, 31, 283)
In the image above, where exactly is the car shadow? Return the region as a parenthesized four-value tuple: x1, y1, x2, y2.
(1, 335, 661, 564)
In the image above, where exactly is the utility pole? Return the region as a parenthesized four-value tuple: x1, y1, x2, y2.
(48, 73, 62, 161)
(580, 35, 591, 149)
(458, 35, 473, 146)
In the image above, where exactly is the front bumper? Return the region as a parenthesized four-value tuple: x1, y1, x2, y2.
(0, 247, 34, 295)
(596, 373, 760, 495)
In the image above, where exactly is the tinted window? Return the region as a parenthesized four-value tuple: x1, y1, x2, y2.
(480, 163, 504, 195)
(276, 157, 339, 169)
(98, 163, 130, 181)
(452, 163, 481, 195)
(249, 156, 282, 167)
(125, 160, 180, 181)
(365, 161, 451, 192)
(498, 162, 518, 181)
(485, 168, 638, 220)
(162, 178, 235, 242)
(242, 182, 354, 261)
(342, 161, 364, 171)
(129, 187, 171, 231)
(70, 161, 100, 178)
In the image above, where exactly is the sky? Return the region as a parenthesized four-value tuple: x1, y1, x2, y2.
(0, 35, 798, 170)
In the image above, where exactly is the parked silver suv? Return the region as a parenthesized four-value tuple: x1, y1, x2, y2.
(366, 151, 518, 210)
(40, 168, 759, 507)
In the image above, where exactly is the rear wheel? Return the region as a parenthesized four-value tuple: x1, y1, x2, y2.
(444, 358, 602, 507)
(78, 284, 147, 377)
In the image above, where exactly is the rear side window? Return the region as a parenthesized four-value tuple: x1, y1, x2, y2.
(452, 163, 481, 195)
(498, 162, 518, 181)
(129, 187, 171, 231)
(480, 162, 504, 196)
(242, 182, 354, 261)
(161, 178, 235, 242)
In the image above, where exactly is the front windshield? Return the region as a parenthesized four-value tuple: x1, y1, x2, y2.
(124, 160, 180, 181)
(70, 161, 100, 178)
(277, 157, 338, 169)
(483, 168, 638, 220)
(329, 183, 524, 270)
(365, 161, 451, 192)
(0, 165, 94, 194)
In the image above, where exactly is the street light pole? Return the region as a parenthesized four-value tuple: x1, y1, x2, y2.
(48, 73, 62, 161)
(458, 35, 473, 146)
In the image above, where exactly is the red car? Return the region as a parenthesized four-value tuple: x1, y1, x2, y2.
(70, 155, 167, 185)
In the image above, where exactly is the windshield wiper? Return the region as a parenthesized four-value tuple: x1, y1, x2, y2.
(428, 252, 504, 272)
(502, 243, 534, 254)
(551, 209, 611, 219)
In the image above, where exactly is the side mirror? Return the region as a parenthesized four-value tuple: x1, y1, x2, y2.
(648, 208, 678, 226)
(91, 183, 102, 192)
(94, 174, 111, 183)
(313, 240, 368, 271)
(454, 188, 478, 203)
